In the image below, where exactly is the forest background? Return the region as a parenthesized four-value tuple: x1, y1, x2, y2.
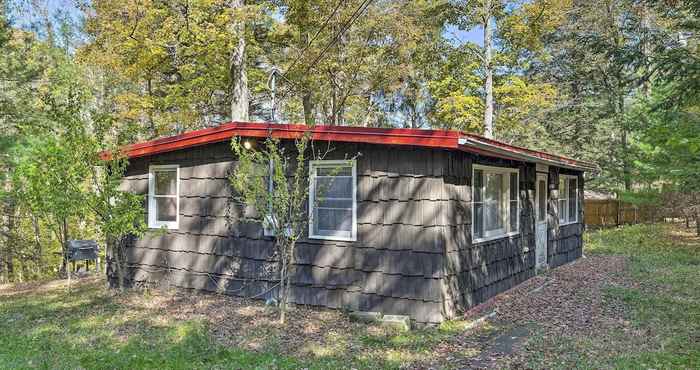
(1, 0, 699, 281)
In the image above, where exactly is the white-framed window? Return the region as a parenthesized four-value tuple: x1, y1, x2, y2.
(558, 175, 579, 225)
(309, 160, 356, 241)
(472, 165, 519, 243)
(148, 165, 179, 229)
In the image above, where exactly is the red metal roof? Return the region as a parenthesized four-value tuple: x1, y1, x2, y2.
(105, 121, 596, 171)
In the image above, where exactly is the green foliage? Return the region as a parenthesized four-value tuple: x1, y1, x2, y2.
(230, 134, 313, 322)
(424, 0, 570, 136)
(0, 19, 145, 282)
(230, 135, 311, 243)
(80, 0, 272, 135)
(617, 189, 662, 207)
(11, 135, 88, 232)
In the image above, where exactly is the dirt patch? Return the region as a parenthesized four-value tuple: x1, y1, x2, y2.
(468, 325, 534, 369)
(495, 255, 632, 334)
(468, 255, 644, 368)
(0, 275, 101, 298)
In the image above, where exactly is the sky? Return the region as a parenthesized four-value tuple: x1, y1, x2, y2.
(445, 24, 484, 47)
(9, 0, 83, 28)
(8, 0, 485, 47)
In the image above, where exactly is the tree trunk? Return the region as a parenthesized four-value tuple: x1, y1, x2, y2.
(32, 215, 42, 275)
(229, 0, 249, 122)
(60, 218, 69, 276)
(639, 3, 651, 97)
(2, 198, 16, 282)
(147, 78, 156, 137)
(329, 73, 338, 126)
(302, 93, 315, 125)
(696, 212, 700, 237)
(482, 0, 494, 139)
(619, 95, 631, 191)
(278, 240, 288, 324)
(108, 236, 126, 292)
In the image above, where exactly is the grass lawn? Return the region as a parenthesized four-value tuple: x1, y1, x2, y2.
(583, 224, 700, 369)
(0, 277, 486, 369)
(0, 223, 698, 369)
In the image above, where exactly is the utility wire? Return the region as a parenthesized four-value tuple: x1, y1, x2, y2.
(281, 0, 346, 80)
(275, 0, 374, 105)
(300, 0, 373, 77)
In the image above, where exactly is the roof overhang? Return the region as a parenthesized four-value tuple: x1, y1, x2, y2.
(102, 121, 596, 172)
(458, 135, 597, 172)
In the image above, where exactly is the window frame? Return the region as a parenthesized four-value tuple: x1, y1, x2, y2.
(308, 159, 357, 242)
(558, 174, 580, 225)
(472, 164, 520, 244)
(148, 164, 180, 230)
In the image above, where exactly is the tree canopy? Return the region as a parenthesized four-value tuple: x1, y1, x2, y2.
(2, 0, 700, 281)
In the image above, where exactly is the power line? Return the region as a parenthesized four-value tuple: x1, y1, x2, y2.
(281, 0, 346, 79)
(275, 0, 375, 106)
(301, 0, 373, 77)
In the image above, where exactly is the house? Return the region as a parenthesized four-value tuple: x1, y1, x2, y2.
(112, 122, 596, 325)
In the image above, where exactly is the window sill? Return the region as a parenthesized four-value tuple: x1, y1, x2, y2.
(473, 232, 520, 245)
(148, 223, 179, 231)
(559, 221, 580, 227)
(309, 234, 357, 242)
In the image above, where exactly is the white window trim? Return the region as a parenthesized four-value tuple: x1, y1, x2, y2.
(148, 164, 180, 230)
(472, 164, 520, 244)
(308, 159, 357, 242)
(559, 174, 580, 226)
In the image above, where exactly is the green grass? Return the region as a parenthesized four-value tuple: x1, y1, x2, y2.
(0, 279, 485, 369)
(585, 224, 700, 369)
(0, 281, 303, 370)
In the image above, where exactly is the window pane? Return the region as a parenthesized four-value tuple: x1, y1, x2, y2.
(315, 177, 352, 199)
(484, 173, 503, 232)
(568, 178, 577, 222)
(154, 170, 177, 195)
(485, 201, 503, 232)
(559, 178, 566, 195)
(474, 203, 483, 239)
(311, 163, 355, 239)
(559, 199, 567, 222)
(317, 166, 352, 176)
(473, 170, 483, 202)
(509, 200, 518, 232)
(538, 180, 546, 222)
(509, 173, 518, 201)
(315, 208, 352, 236)
(156, 197, 177, 222)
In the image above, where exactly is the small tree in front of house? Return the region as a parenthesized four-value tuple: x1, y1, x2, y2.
(230, 132, 349, 324)
(87, 152, 147, 291)
(230, 134, 311, 324)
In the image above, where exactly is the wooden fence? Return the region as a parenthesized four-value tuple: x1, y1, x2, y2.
(584, 199, 656, 227)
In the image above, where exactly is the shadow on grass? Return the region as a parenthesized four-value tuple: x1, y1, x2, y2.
(0, 275, 511, 369)
(0, 279, 303, 369)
